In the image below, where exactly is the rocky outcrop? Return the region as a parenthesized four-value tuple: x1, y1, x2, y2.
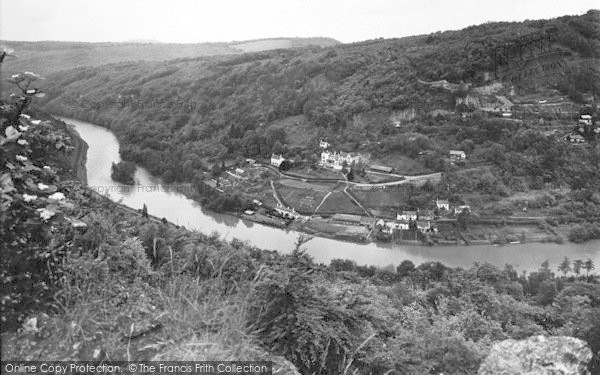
(478, 335, 592, 375)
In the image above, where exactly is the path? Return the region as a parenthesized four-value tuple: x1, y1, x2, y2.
(344, 185, 372, 217)
(270, 180, 283, 206)
(313, 191, 332, 213)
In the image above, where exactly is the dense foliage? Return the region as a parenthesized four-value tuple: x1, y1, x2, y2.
(32, 11, 599, 193)
(110, 160, 136, 185)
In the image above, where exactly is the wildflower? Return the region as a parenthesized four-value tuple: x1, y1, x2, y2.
(19, 114, 31, 119)
(26, 89, 37, 95)
(23, 194, 38, 202)
(31, 120, 41, 125)
(18, 125, 29, 131)
(16, 155, 28, 162)
(48, 192, 65, 201)
(37, 183, 49, 190)
(43, 166, 51, 170)
(17, 139, 28, 146)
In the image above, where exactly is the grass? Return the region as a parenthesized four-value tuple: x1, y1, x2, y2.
(350, 188, 409, 211)
(315, 192, 365, 215)
(276, 184, 329, 213)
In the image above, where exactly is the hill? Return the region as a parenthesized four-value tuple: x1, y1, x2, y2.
(0, 37, 340, 76)
(9, 10, 600, 242)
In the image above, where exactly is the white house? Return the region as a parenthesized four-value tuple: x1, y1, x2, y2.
(271, 153, 286, 167)
(385, 220, 410, 231)
(397, 211, 417, 221)
(449, 150, 466, 160)
(455, 205, 470, 214)
(436, 199, 450, 211)
(274, 204, 300, 219)
(319, 140, 330, 149)
(320, 151, 361, 170)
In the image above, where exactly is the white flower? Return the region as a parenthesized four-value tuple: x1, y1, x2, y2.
(37, 208, 55, 221)
(19, 114, 31, 119)
(17, 139, 28, 146)
(43, 166, 51, 170)
(18, 125, 29, 131)
(48, 192, 65, 201)
(22, 194, 38, 202)
(31, 120, 42, 125)
(37, 183, 49, 190)
(16, 155, 28, 162)
(26, 89, 37, 95)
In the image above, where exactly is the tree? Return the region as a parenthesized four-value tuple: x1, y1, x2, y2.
(142, 203, 148, 218)
(583, 258, 595, 279)
(397, 260, 415, 277)
(573, 259, 583, 277)
(557, 256, 571, 276)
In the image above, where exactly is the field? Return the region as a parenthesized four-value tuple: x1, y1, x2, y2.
(350, 188, 409, 212)
(315, 191, 366, 215)
(276, 184, 329, 214)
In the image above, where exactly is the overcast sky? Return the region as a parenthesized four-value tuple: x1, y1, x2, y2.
(0, 0, 597, 44)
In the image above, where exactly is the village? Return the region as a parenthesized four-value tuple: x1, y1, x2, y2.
(199, 134, 478, 245)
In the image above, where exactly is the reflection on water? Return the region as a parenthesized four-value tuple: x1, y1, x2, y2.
(64, 117, 600, 273)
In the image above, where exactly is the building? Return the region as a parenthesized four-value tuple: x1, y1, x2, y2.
(271, 153, 286, 167)
(418, 209, 435, 220)
(566, 134, 585, 143)
(436, 199, 450, 211)
(245, 158, 256, 165)
(320, 151, 361, 170)
(369, 164, 393, 174)
(397, 211, 417, 221)
(274, 204, 300, 219)
(385, 220, 410, 231)
(319, 140, 330, 149)
(579, 114, 592, 126)
(455, 205, 470, 214)
(449, 150, 466, 160)
(331, 213, 364, 225)
(416, 220, 431, 232)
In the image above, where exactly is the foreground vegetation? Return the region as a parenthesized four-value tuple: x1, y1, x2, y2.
(1, 77, 600, 373)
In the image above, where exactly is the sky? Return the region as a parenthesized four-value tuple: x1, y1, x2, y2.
(0, 0, 597, 44)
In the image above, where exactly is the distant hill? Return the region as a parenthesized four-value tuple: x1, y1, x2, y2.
(0, 37, 340, 76)
(21, 11, 600, 185)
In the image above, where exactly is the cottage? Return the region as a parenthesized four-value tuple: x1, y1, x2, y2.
(436, 199, 450, 211)
(319, 140, 331, 149)
(449, 150, 466, 160)
(566, 134, 585, 143)
(274, 204, 300, 219)
(397, 211, 417, 221)
(385, 220, 410, 231)
(245, 158, 256, 165)
(244, 209, 255, 216)
(271, 153, 286, 167)
(455, 205, 471, 214)
(418, 209, 435, 220)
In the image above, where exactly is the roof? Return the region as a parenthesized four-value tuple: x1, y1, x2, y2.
(449, 150, 466, 155)
(436, 199, 449, 204)
(369, 164, 393, 173)
(331, 214, 364, 223)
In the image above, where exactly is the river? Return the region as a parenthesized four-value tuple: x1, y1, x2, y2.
(63, 117, 600, 273)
